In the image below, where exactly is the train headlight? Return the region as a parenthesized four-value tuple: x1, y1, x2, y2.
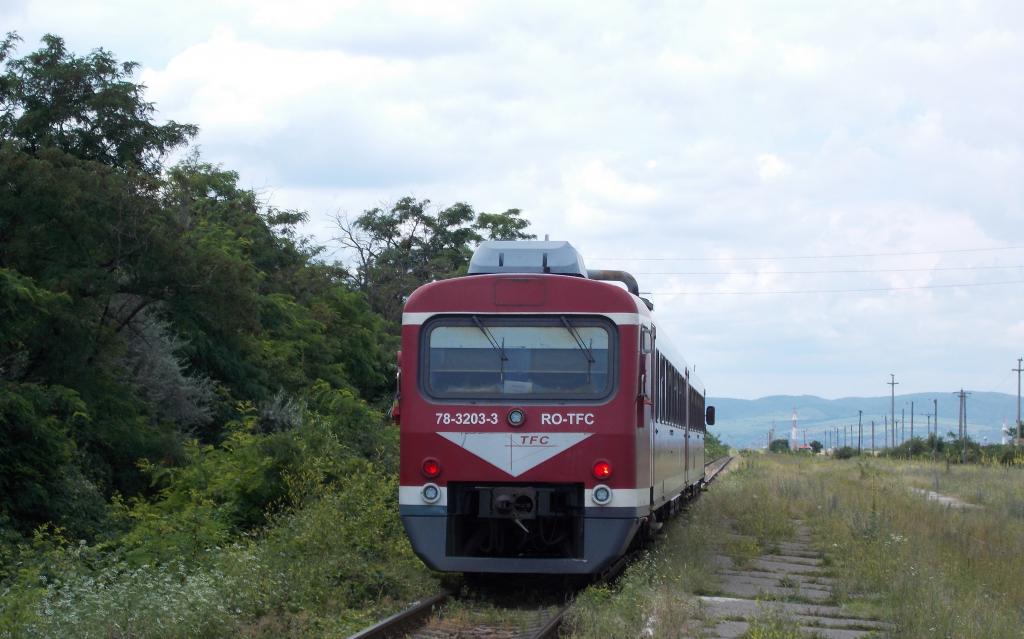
(421, 483, 441, 504)
(592, 484, 613, 505)
(507, 408, 526, 427)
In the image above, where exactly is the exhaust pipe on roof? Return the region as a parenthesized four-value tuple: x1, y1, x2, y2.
(587, 269, 639, 296)
(587, 269, 654, 311)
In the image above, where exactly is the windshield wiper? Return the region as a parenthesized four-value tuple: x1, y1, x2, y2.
(560, 316, 595, 364)
(472, 315, 508, 363)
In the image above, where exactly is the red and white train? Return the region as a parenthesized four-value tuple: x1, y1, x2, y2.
(396, 241, 715, 574)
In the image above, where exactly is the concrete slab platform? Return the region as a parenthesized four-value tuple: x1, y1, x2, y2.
(717, 574, 833, 600)
(760, 553, 824, 566)
(712, 576, 833, 602)
(698, 596, 885, 622)
(749, 558, 828, 576)
(705, 619, 877, 639)
(696, 519, 892, 638)
(722, 569, 837, 587)
(774, 545, 823, 559)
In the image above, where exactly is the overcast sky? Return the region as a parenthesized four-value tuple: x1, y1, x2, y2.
(5, 0, 1023, 400)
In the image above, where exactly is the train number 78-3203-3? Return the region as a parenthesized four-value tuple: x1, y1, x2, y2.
(435, 412, 499, 425)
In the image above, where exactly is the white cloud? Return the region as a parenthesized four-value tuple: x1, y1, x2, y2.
(5, 0, 1024, 399)
(757, 153, 792, 182)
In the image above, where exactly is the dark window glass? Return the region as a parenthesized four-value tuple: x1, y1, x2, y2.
(423, 317, 615, 400)
(657, 354, 664, 420)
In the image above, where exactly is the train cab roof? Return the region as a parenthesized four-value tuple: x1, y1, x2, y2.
(404, 271, 651, 317)
(405, 240, 654, 317)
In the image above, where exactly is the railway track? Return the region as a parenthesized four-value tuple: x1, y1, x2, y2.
(702, 455, 734, 487)
(348, 456, 734, 639)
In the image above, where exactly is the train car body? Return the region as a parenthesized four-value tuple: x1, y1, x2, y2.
(397, 241, 714, 574)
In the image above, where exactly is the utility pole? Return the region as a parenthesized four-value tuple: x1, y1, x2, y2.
(858, 410, 863, 453)
(954, 389, 962, 464)
(871, 419, 875, 454)
(1014, 357, 1023, 445)
(888, 373, 898, 449)
(933, 398, 939, 455)
(963, 390, 970, 463)
(957, 390, 963, 445)
(910, 401, 914, 441)
(955, 389, 971, 464)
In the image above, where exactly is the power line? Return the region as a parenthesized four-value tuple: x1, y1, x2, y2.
(591, 245, 1024, 262)
(981, 368, 1015, 395)
(635, 264, 1024, 276)
(646, 279, 1024, 296)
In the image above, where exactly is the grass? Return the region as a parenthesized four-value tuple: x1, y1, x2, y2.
(564, 455, 1024, 638)
(741, 606, 806, 639)
(806, 456, 1024, 638)
(562, 497, 719, 638)
(739, 455, 1024, 638)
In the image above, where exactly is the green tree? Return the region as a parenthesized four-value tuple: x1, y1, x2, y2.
(474, 208, 535, 241)
(769, 438, 790, 453)
(0, 35, 397, 536)
(0, 33, 195, 174)
(335, 198, 533, 323)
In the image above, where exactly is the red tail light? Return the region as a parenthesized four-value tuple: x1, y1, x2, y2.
(422, 458, 441, 478)
(592, 460, 613, 480)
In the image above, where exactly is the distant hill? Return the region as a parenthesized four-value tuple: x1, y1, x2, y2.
(708, 392, 1020, 449)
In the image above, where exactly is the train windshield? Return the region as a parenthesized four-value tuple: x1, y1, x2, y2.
(423, 316, 615, 400)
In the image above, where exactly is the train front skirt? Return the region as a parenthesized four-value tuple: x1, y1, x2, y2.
(399, 503, 642, 574)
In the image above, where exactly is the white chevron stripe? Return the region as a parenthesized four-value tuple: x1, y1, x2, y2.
(437, 431, 593, 477)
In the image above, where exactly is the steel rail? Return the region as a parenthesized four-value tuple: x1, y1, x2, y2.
(531, 606, 569, 639)
(345, 592, 448, 639)
(702, 455, 734, 488)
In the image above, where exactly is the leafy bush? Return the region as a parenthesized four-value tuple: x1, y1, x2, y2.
(705, 430, 729, 459)
(115, 384, 392, 564)
(0, 456, 435, 639)
(833, 446, 858, 459)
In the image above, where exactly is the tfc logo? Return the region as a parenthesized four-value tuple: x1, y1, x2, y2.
(518, 435, 551, 445)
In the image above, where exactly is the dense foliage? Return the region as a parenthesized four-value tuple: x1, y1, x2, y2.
(768, 438, 790, 453)
(0, 31, 401, 536)
(0, 33, 533, 636)
(704, 430, 729, 459)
